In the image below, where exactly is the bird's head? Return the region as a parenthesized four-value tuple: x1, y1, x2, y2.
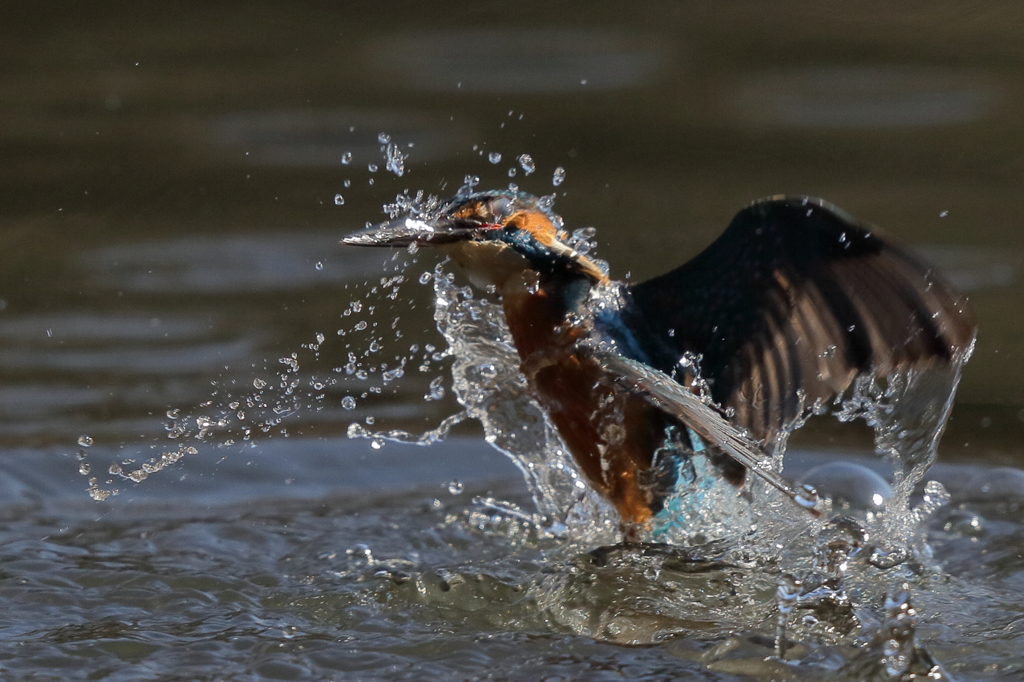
(342, 190, 608, 290)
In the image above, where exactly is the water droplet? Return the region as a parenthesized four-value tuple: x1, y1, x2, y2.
(253, 378, 267, 389)
(88, 486, 113, 501)
(377, 132, 391, 144)
(386, 147, 406, 176)
(78, 435, 94, 447)
(340, 152, 352, 165)
(370, 438, 384, 450)
(368, 163, 378, 173)
(334, 194, 345, 205)
(488, 151, 502, 164)
(552, 167, 566, 186)
(425, 376, 445, 401)
(447, 479, 464, 495)
(939, 210, 949, 217)
(517, 154, 536, 175)
(315, 261, 324, 270)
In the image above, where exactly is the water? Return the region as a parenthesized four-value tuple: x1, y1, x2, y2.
(3, 3, 1024, 680)
(26, 195, 1004, 680)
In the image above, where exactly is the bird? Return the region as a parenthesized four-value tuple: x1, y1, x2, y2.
(342, 190, 976, 541)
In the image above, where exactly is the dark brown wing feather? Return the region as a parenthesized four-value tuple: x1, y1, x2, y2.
(625, 196, 976, 444)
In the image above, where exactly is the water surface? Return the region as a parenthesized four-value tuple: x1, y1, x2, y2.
(2, 3, 1024, 680)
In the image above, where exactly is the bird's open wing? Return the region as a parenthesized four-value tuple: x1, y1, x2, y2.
(625, 197, 976, 444)
(591, 347, 820, 515)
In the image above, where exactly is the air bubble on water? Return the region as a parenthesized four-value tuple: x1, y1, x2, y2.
(253, 378, 266, 389)
(419, 271, 432, 285)
(488, 152, 502, 164)
(368, 163, 378, 173)
(78, 435, 94, 447)
(334, 194, 345, 205)
(798, 462, 892, 513)
(447, 480, 464, 495)
(552, 166, 566, 186)
(341, 152, 352, 165)
(315, 261, 324, 270)
(517, 154, 536, 175)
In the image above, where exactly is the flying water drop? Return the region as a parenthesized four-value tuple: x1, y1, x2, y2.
(517, 154, 536, 175)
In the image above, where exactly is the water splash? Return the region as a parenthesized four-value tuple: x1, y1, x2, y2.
(85, 164, 977, 676)
(76, 238, 432, 498)
(356, 187, 976, 679)
(427, 262, 618, 541)
(833, 354, 971, 559)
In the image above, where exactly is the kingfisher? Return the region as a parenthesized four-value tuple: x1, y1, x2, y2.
(342, 190, 976, 540)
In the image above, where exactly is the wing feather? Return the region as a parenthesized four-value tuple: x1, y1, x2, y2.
(625, 197, 976, 444)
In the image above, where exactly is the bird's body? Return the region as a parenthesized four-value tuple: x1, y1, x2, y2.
(343, 191, 976, 539)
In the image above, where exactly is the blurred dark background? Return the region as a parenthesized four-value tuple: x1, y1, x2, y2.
(2, 1, 1022, 472)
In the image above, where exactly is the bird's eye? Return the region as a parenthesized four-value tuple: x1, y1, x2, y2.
(490, 197, 513, 222)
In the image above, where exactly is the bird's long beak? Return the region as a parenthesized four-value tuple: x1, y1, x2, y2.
(341, 216, 481, 247)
